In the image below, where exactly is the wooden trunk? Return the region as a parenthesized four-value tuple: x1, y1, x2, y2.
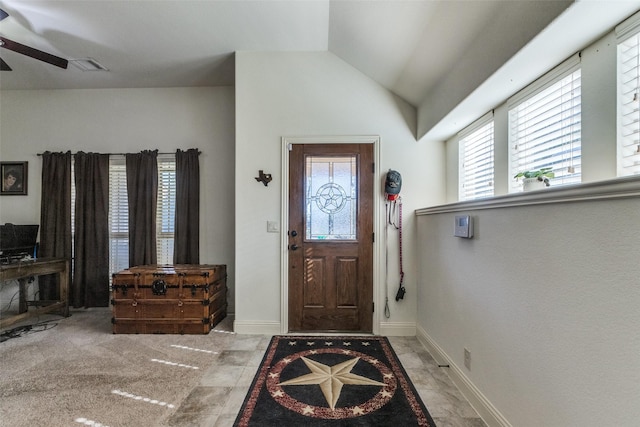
(111, 264, 227, 334)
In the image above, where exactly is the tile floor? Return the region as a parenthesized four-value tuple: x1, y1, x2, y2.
(167, 317, 487, 427)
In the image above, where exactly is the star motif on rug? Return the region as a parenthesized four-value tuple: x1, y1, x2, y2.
(264, 347, 400, 420)
(352, 406, 364, 415)
(278, 356, 386, 410)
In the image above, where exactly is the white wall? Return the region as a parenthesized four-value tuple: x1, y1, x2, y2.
(0, 87, 237, 312)
(416, 196, 640, 426)
(581, 31, 618, 182)
(234, 51, 445, 334)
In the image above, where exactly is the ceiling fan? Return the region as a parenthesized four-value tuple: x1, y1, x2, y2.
(0, 7, 68, 71)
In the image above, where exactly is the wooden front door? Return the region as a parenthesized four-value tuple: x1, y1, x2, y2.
(288, 143, 374, 332)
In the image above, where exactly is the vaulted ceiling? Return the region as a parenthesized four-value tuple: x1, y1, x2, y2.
(1, 1, 639, 141)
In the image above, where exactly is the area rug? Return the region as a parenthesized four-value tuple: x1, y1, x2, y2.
(234, 335, 436, 426)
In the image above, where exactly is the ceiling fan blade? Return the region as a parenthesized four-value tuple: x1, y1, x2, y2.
(0, 8, 8, 21)
(0, 36, 68, 69)
(0, 57, 12, 71)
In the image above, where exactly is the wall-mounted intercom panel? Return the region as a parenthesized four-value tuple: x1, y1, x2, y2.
(454, 215, 473, 238)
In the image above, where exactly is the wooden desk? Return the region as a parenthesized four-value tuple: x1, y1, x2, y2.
(0, 258, 69, 329)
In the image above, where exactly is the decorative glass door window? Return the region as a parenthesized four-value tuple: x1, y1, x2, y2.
(305, 155, 357, 240)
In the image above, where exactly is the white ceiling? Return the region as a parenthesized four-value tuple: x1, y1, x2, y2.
(0, 1, 569, 103)
(1, 1, 639, 133)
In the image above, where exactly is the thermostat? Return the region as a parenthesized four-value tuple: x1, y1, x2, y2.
(454, 215, 473, 238)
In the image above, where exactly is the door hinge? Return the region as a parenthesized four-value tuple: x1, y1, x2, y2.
(372, 302, 375, 312)
(372, 162, 375, 173)
(372, 232, 375, 243)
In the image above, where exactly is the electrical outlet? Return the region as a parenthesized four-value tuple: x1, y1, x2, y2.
(464, 348, 471, 370)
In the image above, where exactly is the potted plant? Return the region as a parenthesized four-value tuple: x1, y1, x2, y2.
(514, 167, 555, 191)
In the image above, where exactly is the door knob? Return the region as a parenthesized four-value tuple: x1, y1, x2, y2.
(290, 230, 298, 237)
(290, 244, 299, 251)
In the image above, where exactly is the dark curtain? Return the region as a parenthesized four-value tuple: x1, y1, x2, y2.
(126, 150, 158, 267)
(72, 152, 110, 307)
(39, 151, 72, 301)
(174, 148, 200, 264)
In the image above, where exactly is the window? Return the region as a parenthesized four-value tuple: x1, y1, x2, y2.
(508, 57, 582, 192)
(305, 155, 357, 240)
(156, 158, 176, 263)
(458, 114, 494, 200)
(108, 157, 129, 276)
(617, 13, 640, 176)
(108, 155, 175, 277)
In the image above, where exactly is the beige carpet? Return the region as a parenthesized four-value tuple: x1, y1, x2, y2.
(0, 308, 236, 427)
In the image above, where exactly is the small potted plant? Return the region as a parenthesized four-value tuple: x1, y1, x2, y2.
(514, 167, 555, 191)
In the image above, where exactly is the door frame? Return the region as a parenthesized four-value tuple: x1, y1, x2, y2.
(280, 135, 381, 334)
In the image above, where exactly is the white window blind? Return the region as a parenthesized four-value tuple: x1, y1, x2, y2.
(108, 157, 129, 277)
(617, 12, 640, 176)
(459, 114, 494, 201)
(508, 60, 582, 192)
(70, 161, 75, 273)
(107, 155, 176, 278)
(156, 156, 176, 265)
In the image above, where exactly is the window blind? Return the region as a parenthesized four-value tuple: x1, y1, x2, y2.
(508, 64, 582, 192)
(156, 157, 176, 265)
(108, 157, 129, 277)
(617, 13, 640, 176)
(459, 114, 494, 201)
(70, 161, 76, 274)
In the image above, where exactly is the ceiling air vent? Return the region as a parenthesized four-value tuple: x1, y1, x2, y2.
(69, 58, 108, 71)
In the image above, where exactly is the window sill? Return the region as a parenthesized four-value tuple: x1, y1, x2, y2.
(416, 176, 640, 215)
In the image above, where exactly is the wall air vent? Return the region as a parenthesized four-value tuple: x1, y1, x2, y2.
(69, 58, 108, 71)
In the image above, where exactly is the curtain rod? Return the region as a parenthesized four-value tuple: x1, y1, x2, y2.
(36, 151, 200, 156)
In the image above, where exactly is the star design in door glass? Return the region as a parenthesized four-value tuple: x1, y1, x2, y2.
(315, 183, 347, 214)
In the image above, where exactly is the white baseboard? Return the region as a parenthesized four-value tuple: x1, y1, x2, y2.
(415, 324, 512, 427)
(379, 321, 416, 336)
(233, 320, 281, 335)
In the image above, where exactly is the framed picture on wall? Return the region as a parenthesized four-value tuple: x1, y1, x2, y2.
(1, 161, 28, 195)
